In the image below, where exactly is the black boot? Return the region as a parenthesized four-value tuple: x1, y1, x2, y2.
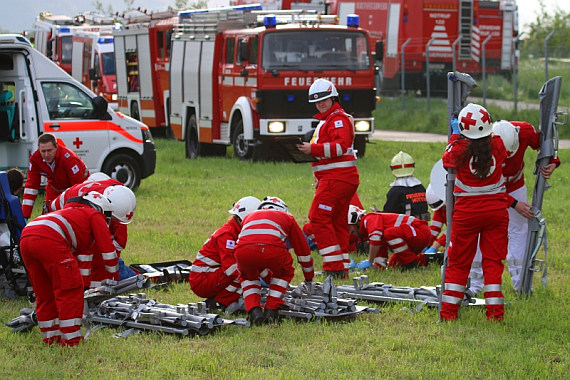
(263, 308, 281, 324)
(248, 307, 265, 326)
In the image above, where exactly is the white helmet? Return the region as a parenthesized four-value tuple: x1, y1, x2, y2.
(347, 205, 366, 225)
(83, 191, 112, 223)
(390, 151, 415, 177)
(492, 121, 520, 158)
(426, 184, 444, 210)
(87, 172, 111, 182)
(458, 103, 493, 139)
(308, 78, 338, 103)
(259, 196, 288, 213)
(229, 196, 261, 221)
(103, 185, 137, 224)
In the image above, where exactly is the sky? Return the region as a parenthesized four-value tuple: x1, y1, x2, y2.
(1, 0, 568, 34)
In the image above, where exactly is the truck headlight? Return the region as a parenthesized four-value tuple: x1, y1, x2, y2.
(142, 128, 154, 143)
(268, 121, 285, 133)
(112, 94, 118, 101)
(354, 120, 371, 132)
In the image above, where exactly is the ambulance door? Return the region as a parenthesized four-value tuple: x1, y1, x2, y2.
(0, 52, 36, 170)
(39, 81, 110, 172)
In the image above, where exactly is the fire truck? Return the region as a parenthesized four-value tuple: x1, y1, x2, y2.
(71, 31, 118, 110)
(234, 0, 519, 95)
(169, 6, 377, 160)
(113, 9, 179, 135)
(30, 12, 118, 75)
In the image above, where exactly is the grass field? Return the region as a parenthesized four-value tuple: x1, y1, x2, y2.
(1, 138, 568, 379)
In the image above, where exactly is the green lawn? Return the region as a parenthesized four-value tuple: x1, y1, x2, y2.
(1, 138, 568, 379)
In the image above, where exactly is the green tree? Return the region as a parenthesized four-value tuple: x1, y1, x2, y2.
(521, 0, 570, 58)
(176, 0, 208, 10)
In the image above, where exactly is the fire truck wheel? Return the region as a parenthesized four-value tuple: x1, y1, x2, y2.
(185, 116, 200, 159)
(353, 136, 367, 158)
(232, 120, 254, 161)
(102, 153, 141, 190)
(130, 102, 141, 121)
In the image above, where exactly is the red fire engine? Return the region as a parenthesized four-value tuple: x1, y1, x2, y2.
(234, 0, 519, 94)
(71, 31, 118, 110)
(168, 5, 377, 160)
(30, 12, 118, 75)
(113, 9, 179, 135)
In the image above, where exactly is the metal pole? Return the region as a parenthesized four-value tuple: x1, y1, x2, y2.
(544, 30, 556, 82)
(401, 38, 412, 110)
(512, 35, 520, 113)
(426, 38, 435, 111)
(452, 35, 462, 72)
(481, 35, 492, 107)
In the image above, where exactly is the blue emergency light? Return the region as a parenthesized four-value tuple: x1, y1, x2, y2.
(98, 37, 114, 44)
(264, 15, 277, 28)
(58, 26, 70, 33)
(346, 14, 359, 28)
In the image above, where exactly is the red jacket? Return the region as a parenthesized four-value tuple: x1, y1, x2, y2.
(49, 179, 127, 251)
(504, 121, 561, 205)
(21, 202, 118, 278)
(443, 135, 507, 210)
(190, 217, 241, 280)
(22, 145, 89, 218)
(310, 102, 359, 185)
(429, 206, 447, 247)
(237, 209, 314, 281)
(358, 212, 429, 247)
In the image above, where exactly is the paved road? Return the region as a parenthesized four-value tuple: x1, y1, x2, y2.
(371, 130, 570, 149)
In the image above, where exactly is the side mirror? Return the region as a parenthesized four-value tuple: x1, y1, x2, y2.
(88, 68, 99, 80)
(92, 96, 110, 120)
(239, 40, 249, 63)
(375, 40, 384, 62)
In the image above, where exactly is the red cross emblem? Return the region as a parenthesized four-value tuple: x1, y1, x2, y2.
(126, 211, 133, 220)
(479, 108, 491, 124)
(73, 137, 83, 149)
(460, 112, 476, 130)
(268, 197, 280, 203)
(91, 192, 102, 199)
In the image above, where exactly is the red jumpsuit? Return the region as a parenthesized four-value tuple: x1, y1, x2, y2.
(189, 217, 243, 307)
(20, 202, 119, 346)
(308, 102, 359, 273)
(22, 145, 89, 218)
(440, 135, 508, 321)
(358, 213, 431, 268)
(428, 206, 447, 248)
(49, 179, 126, 287)
(234, 209, 314, 312)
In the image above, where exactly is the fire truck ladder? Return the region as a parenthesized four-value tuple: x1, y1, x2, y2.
(459, 0, 473, 59)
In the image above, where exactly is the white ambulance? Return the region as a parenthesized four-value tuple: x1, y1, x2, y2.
(0, 34, 155, 189)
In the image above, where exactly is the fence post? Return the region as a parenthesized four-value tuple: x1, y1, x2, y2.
(452, 35, 462, 72)
(512, 35, 520, 113)
(544, 30, 556, 82)
(426, 37, 435, 111)
(401, 38, 412, 110)
(481, 35, 492, 107)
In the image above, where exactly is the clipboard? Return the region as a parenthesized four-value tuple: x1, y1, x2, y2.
(276, 137, 317, 163)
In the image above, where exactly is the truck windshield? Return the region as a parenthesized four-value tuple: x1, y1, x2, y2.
(101, 52, 116, 76)
(61, 36, 72, 64)
(262, 30, 370, 71)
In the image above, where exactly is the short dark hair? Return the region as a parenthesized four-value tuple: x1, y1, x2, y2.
(38, 133, 57, 147)
(6, 168, 24, 195)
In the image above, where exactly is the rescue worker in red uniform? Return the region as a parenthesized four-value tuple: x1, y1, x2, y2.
(189, 196, 261, 310)
(352, 209, 431, 270)
(20, 192, 119, 346)
(49, 175, 136, 287)
(297, 79, 359, 278)
(383, 151, 430, 220)
(22, 133, 89, 218)
(468, 120, 560, 294)
(440, 103, 508, 322)
(234, 197, 314, 325)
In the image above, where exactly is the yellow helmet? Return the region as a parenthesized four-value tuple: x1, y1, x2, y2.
(390, 151, 415, 177)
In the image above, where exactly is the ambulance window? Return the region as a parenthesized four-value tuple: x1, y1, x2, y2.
(225, 38, 235, 64)
(0, 53, 14, 70)
(41, 82, 97, 120)
(249, 37, 258, 65)
(61, 36, 73, 64)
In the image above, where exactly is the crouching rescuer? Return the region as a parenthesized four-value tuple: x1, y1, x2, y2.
(20, 192, 119, 346)
(234, 197, 314, 325)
